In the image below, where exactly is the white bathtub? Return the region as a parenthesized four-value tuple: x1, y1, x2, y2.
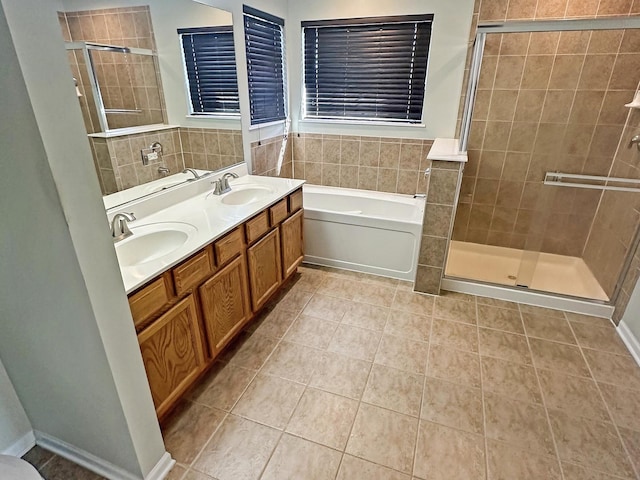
(302, 185, 425, 281)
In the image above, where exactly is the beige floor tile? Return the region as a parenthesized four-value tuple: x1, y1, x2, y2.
(618, 427, 640, 476)
(184, 470, 216, 480)
(414, 421, 485, 480)
(529, 338, 590, 377)
(284, 314, 339, 349)
(583, 349, 640, 390)
(342, 301, 389, 331)
(519, 304, 565, 318)
(192, 415, 279, 480)
(397, 280, 414, 291)
(481, 356, 542, 404)
(276, 288, 313, 314)
(564, 312, 613, 327)
(248, 308, 298, 339)
(428, 343, 481, 388)
(346, 403, 417, 474)
(162, 401, 226, 464)
(188, 362, 256, 411)
(476, 296, 519, 310)
(484, 392, 555, 456)
(261, 434, 342, 480)
(548, 409, 635, 478)
(439, 290, 477, 303)
(336, 454, 410, 480)
(316, 276, 360, 300)
(421, 377, 483, 434)
(362, 364, 424, 416)
(537, 369, 609, 422)
(290, 267, 325, 293)
(302, 294, 351, 321)
(165, 464, 187, 480)
(328, 324, 382, 362)
(287, 388, 359, 450)
(353, 284, 396, 307)
(374, 333, 429, 374)
(392, 290, 434, 316)
(22, 446, 55, 470)
(309, 351, 371, 399)
(384, 310, 431, 342)
(232, 374, 305, 429)
(223, 332, 279, 370)
(598, 382, 640, 432)
(522, 313, 576, 344)
(570, 322, 631, 356)
(477, 304, 524, 334)
(361, 273, 400, 288)
(486, 440, 562, 480)
(262, 341, 322, 383)
(431, 318, 479, 353)
(561, 462, 628, 480)
(39, 456, 103, 480)
(478, 328, 532, 365)
(434, 296, 478, 324)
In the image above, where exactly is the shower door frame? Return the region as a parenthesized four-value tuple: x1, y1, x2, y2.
(65, 41, 161, 133)
(454, 15, 640, 306)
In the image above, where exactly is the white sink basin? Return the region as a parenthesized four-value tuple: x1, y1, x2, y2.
(220, 185, 274, 206)
(116, 222, 197, 267)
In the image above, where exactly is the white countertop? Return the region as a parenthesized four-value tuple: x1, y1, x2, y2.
(427, 138, 468, 163)
(112, 173, 305, 294)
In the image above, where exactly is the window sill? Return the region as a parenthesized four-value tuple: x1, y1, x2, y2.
(185, 114, 241, 121)
(300, 118, 426, 128)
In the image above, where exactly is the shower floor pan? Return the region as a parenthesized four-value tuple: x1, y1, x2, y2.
(445, 241, 609, 302)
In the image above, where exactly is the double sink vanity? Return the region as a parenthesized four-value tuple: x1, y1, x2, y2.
(107, 167, 305, 419)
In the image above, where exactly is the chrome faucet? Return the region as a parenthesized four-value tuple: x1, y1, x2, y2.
(182, 168, 202, 180)
(211, 172, 239, 195)
(158, 166, 170, 176)
(111, 212, 136, 242)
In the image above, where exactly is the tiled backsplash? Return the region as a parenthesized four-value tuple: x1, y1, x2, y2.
(250, 135, 293, 178)
(89, 127, 244, 194)
(291, 133, 433, 195)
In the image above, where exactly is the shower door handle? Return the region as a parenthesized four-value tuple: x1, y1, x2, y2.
(630, 135, 640, 152)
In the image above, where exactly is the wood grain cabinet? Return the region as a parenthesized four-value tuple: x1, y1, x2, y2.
(247, 228, 282, 312)
(281, 209, 304, 280)
(130, 187, 304, 419)
(137, 295, 205, 419)
(199, 254, 251, 357)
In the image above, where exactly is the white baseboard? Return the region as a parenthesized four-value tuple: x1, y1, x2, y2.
(617, 320, 640, 367)
(1, 430, 36, 457)
(34, 431, 174, 480)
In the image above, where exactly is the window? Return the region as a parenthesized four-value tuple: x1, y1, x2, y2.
(179, 26, 240, 115)
(243, 6, 286, 126)
(302, 15, 433, 124)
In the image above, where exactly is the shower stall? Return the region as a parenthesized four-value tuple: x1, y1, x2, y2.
(65, 41, 165, 133)
(448, 17, 640, 308)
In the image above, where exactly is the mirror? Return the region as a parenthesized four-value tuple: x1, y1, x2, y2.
(56, 1, 244, 205)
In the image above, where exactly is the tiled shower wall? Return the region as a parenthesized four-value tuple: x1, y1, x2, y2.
(59, 7, 165, 131)
(89, 127, 244, 194)
(290, 133, 433, 195)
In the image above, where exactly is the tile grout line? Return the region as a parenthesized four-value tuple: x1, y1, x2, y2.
(410, 293, 435, 479)
(522, 305, 568, 480)
(475, 297, 491, 479)
(566, 316, 640, 480)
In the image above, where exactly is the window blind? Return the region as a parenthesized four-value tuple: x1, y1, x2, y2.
(243, 6, 286, 125)
(179, 26, 240, 115)
(302, 15, 433, 123)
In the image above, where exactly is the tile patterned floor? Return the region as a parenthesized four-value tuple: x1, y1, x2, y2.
(23, 265, 640, 479)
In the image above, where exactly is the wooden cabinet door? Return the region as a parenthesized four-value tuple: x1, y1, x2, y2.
(137, 295, 205, 419)
(281, 209, 304, 279)
(199, 255, 251, 356)
(247, 228, 282, 312)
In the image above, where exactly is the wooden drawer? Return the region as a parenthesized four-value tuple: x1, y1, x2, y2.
(245, 210, 270, 245)
(289, 188, 303, 213)
(129, 274, 173, 330)
(214, 228, 244, 267)
(173, 246, 214, 296)
(270, 198, 288, 226)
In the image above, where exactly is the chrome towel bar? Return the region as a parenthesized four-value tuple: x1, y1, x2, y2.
(544, 172, 640, 193)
